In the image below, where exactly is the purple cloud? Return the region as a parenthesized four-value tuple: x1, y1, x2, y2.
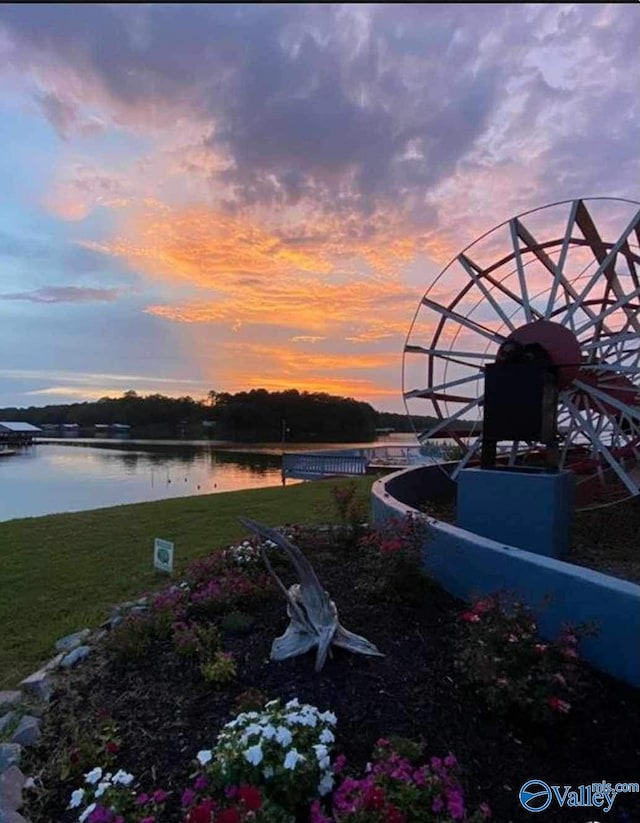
(0, 286, 123, 304)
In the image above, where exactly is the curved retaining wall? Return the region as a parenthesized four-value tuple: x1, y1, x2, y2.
(372, 464, 640, 688)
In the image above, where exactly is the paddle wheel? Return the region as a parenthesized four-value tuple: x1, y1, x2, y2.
(403, 197, 640, 510)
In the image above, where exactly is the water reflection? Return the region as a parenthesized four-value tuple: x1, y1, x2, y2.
(0, 443, 290, 522)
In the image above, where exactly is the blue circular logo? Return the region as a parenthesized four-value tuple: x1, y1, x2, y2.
(519, 780, 552, 813)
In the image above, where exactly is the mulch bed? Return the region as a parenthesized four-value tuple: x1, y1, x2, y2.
(25, 533, 640, 823)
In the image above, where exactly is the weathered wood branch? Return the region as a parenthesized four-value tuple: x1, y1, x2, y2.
(239, 517, 383, 672)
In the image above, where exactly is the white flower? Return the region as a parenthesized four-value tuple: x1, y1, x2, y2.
(275, 726, 293, 747)
(265, 699, 279, 709)
(94, 781, 110, 798)
(319, 729, 335, 744)
(263, 766, 275, 779)
(283, 748, 305, 770)
(84, 767, 102, 785)
(319, 711, 337, 725)
(196, 750, 213, 766)
(313, 744, 329, 762)
(318, 772, 335, 796)
(244, 723, 263, 738)
(285, 698, 300, 709)
(244, 744, 264, 766)
(112, 770, 134, 787)
(262, 724, 277, 740)
(79, 803, 96, 823)
(68, 788, 85, 809)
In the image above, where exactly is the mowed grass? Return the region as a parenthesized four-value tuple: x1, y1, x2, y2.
(0, 477, 375, 689)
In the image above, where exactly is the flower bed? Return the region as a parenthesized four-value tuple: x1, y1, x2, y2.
(20, 522, 640, 822)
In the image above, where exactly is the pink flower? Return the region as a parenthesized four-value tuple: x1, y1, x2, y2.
(507, 633, 519, 643)
(552, 672, 567, 688)
(534, 643, 547, 654)
(447, 787, 466, 820)
(480, 801, 492, 818)
(193, 775, 208, 791)
(496, 677, 509, 687)
(461, 611, 481, 623)
(140, 818, 156, 823)
(444, 754, 458, 769)
(182, 788, 196, 806)
(432, 795, 444, 813)
(152, 789, 168, 804)
(136, 794, 150, 805)
(563, 647, 578, 659)
(310, 799, 332, 823)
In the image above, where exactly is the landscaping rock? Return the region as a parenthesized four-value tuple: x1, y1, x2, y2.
(0, 745, 20, 774)
(10, 718, 40, 748)
(19, 669, 52, 703)
(61, 646, 91, 668)
(0, 715, 15, 737)
(0, 697, 20, 716)
(0, 766, 24, 810)
(54, 628, 90, 653)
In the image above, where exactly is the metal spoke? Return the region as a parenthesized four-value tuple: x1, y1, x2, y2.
(457, 254, 517, 331)
(450, 436, 483, 480)
(574, 282, 640, 338)
(564, 207, 640, 325)
(545, 200, 580, 319)
(422, 297, 506, 345)
(404, 372, 483, 400)
(574, 380, 640, 425)
(509, 219, 533, 322)
(404, 345, 496, 361)
(419, 395, 484, 441)
(564, 397, 639, 495)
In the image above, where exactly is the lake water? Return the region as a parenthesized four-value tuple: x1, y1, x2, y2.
(0, 436, 418, 521)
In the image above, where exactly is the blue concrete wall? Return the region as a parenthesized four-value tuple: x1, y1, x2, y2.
(372, 466, 640, 688)
(457, 468, 574, 559)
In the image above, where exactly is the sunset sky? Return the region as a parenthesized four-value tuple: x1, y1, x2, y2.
(1, 3, 639, 412)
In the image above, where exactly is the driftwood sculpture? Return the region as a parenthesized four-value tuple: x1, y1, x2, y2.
(240, 517, 383, 672)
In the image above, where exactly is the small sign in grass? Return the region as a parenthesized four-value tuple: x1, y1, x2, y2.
(153, 538, 174, 573)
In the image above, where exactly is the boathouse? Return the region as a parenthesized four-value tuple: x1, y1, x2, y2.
(0, 421, 42, 445)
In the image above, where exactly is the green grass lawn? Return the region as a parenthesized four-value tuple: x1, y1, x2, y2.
(0, 477, 376, 689)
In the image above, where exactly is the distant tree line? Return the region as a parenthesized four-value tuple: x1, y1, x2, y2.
(0, 388, 445, 442)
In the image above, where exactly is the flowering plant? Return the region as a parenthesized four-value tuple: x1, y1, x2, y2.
(223, 539, 273, 569)
(67, 767, 167, 823)
(195, 699, 337, 814)
(455, 593, 593, 722)
(312, 740, 490, 823)
(355, 514, 431, 603)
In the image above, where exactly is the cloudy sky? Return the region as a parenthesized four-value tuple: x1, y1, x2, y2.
(0, 3, 638, 412)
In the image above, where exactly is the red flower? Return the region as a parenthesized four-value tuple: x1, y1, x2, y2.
(216, 809, 242, 823)
(384, 805, 406, 823)
(237, 785, 262, 812)
(105, 741, 120, 755)
(548, 696, 571, 714)
(362, 786, 386, 811)
(185, 800, 216, 823)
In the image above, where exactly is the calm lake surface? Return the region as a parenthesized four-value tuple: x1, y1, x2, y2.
(0, 436, 418, 521)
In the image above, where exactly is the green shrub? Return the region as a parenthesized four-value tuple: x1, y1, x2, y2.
(201, 651, 236, 686)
